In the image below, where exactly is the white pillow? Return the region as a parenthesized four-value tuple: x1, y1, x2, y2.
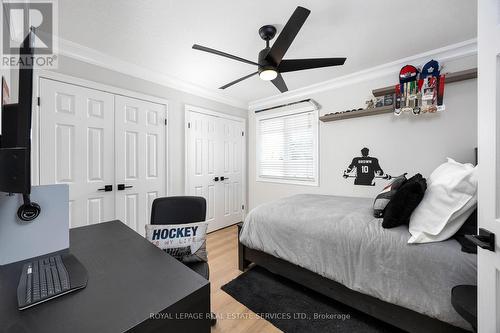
(408, 158, 478, 244)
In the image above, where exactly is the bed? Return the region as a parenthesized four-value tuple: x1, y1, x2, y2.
(238, 194, 477, 333)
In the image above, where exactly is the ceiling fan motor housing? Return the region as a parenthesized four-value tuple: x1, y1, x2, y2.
(258, 47, 276, 74)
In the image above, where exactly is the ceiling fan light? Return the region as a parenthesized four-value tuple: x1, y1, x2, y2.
(259, 69, 278, 81)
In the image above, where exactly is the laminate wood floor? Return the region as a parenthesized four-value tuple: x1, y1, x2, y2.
(207, 225, 281, 333)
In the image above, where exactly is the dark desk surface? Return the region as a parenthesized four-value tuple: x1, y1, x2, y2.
(0, 221, 210, 333)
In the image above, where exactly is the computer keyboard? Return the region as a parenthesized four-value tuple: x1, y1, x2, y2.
(17, 253, 88, 310)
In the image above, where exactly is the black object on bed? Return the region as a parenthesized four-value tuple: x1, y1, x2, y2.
(373, 173, 407, 218)
(382, 173, 427, 228)
(238, 224, 471, 333)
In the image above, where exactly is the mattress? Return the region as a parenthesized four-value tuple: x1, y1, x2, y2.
(239, 194, 477, 330)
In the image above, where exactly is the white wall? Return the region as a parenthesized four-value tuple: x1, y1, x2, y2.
(31, 55, 248, 196)
(248, 55, 478, 209)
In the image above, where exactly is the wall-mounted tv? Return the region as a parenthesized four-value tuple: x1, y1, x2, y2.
(0, 27, 41, 221)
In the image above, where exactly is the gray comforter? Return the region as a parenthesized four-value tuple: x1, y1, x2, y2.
(239, 194, 477, 330)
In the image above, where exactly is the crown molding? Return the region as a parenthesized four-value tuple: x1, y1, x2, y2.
(249, 38, 477, 111)
(56, 37, 248, 109)
(55, 37, 477, 112)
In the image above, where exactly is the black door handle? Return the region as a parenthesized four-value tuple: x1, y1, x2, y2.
(213, 177, 219, 182)
(117, 184, 133, 191)
(221, 176, 229, 181)
(465, 228, 495, 252)
(98, 185, 113, 192)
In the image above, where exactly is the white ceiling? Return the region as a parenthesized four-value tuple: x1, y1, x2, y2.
(58, 0, 477, 104)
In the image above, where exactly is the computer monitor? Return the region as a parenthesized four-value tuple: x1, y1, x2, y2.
(0, 27, 40, 221)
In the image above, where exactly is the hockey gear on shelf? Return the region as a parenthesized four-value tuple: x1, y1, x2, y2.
(437, 74, 446, 111)
(420, 60, 440, 113)
(397, 65, 420, 115)
(393, 61, 446, 116)
(394, 84, 402, 115)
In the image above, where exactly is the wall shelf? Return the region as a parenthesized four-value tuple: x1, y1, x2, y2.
(319, 67, 477, 123)
(372, 68, 477, 97)
(319, 105, 394, 122)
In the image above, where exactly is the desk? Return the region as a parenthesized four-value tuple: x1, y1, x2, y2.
(0, 221, 211, 333)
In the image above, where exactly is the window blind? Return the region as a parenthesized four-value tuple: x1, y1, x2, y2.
(257, 110, 317, 182)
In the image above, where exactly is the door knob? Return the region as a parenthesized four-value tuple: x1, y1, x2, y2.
(221, 176, 229, 181)
(465, 228, 496, 252)
(213, 177, 219, 182)
(117, 184, 133, 191)
(98, 185, 113, 192)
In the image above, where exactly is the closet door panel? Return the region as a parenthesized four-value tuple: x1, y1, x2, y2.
(219, 118, 244, 227)
(185, 111, 218, 229)
(39, 78, 115, 228)
(186, 110, 245, 232)
(114, 95, 166, 236)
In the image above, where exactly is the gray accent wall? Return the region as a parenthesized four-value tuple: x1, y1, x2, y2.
(248, 55, 478, 210)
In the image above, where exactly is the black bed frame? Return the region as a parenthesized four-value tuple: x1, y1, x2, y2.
(237, 223, 470, 333)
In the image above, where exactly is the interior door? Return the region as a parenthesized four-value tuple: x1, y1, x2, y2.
(186, 109, 245, 232)
(219, 117, 244, 229)
(39, 78, 115, 228)
(185, 111, 218, 229)
(114, 95, 166, 236)
(477, 1, 500, 331)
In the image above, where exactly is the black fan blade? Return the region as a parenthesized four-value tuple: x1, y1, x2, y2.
(278, 58, 347, 73)
(219, 71, 259, 89)
(266, 6, 310, 66)
(271, 73, 288, 93)
(193, 44, 259, 66)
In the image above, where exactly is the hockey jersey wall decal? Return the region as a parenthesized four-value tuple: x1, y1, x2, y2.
(343, 148, 392, 186)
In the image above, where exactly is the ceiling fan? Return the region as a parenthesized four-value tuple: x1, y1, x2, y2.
(192, 6, 347, 93)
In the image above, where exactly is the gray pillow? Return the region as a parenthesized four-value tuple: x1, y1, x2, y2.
(373, 173, 407, 218)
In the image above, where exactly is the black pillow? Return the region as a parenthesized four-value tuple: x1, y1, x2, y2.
(453, 209, 477, 254)
(373, 173, 407, 218)
(382, 174, 427, 228)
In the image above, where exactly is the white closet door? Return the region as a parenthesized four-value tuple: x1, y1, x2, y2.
(218, 118, 244, 228)
(114, 95, 166, 235)
(185, 111, 218, 228)
(477, 0, 500, 331)
(39, 78, 115, 228)
(186, 109, 245, 232)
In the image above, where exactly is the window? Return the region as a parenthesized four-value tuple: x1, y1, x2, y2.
(256, 107, 318, 186)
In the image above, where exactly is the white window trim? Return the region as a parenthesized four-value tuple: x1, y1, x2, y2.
(255, 105, 319, 186)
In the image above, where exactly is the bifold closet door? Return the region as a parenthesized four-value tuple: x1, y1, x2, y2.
(39, 78, 116, 228)
(186, 110, 244, 232)
(477, 0, 500, 331)
(114, 95, 166, 236)
(185, 111, 218, 229)
(218, 117, 244, 229)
